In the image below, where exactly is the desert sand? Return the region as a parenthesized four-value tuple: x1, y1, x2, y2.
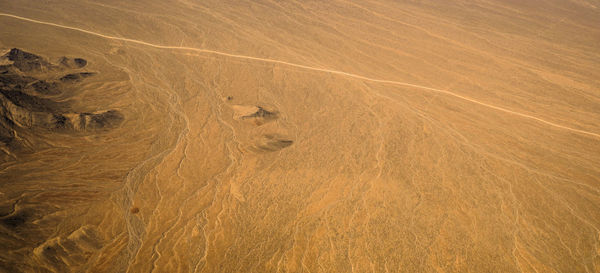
(1, 1, 599, 272)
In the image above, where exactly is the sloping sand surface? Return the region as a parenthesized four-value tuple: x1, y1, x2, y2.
(0, 1, 599, 272)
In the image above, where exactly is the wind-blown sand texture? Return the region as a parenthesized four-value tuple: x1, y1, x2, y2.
(0, 1, 599, 272)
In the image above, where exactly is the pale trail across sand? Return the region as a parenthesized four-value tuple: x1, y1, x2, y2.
(1, 12, 598, 139)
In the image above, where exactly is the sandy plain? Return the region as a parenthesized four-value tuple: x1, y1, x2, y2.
(0, 0, 599, 272)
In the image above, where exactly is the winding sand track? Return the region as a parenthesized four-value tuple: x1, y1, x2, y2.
(1, 12, 597, 139)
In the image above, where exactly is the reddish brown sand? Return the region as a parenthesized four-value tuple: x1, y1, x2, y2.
(0, 1, 599, 272)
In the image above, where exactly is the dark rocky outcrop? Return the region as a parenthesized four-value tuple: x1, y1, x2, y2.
(59, 57, 87, 69)
(0, 48, 124, 156)
(28, 80, 61, 95)
(59, 72, 96, 83)
(0, 212, 27, 229)
(242, 106, 278, 120)
(76, 110, 124, 130)
(253, 134, 294, 152)
(5, 48, 55, 73)
(0, 89, 63, 113)
(235, 105, 279, 126)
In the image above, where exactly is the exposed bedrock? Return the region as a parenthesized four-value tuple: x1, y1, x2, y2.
(0, 48, 123, 156)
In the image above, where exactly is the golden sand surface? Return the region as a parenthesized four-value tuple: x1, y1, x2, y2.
(0, 1, 599, 272)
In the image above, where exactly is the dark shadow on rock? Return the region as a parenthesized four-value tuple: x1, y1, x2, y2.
(242, 106, 278, 119)
(78, 110, 124, 130)
(253, 134, 294, 152)
(59, 72, 96, 83)
(0, 212, 27, 229)
(29, 80, 60, 95)
(0, 89, 63, 113)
